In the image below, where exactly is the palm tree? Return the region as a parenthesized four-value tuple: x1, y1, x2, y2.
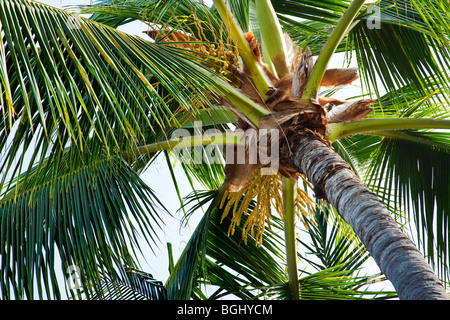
(0, 0, 449, 300)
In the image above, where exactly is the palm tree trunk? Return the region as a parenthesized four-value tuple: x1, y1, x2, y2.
(284, 132, 449, 300)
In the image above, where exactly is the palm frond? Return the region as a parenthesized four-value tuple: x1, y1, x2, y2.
(166, 188, 286, 300)
(0, 153, 166, 299)
(82, 0, 225, 42)
(370, 73, 450, 119)
(165, 189, 217, 300)
(268, 0, 450, 101)
(91, 267, 167, 300)
(298, 203, 369, 272)
(215, 0, 251, 32)
(272, 0, 349, 25)
(349, 0, 450, 99)
(270, 0, 350, 54)
(163, 126, 228, 191)
(262, 265, 396, 300)
(329, 64, 450, 281)
(0, 0, 223, 191)
(361, 131, 450, 282)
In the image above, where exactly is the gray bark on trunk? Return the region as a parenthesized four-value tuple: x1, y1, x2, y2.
(286, 133, 449, 300)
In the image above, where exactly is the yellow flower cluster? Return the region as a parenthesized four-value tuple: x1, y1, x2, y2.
(220, 171, 315, 246)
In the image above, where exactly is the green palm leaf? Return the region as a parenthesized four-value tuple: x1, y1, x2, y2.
(2, 0, 449, 300)
(272, 0, 350, 54)
(91, 267, 167, 300)
(82, 0, 225, 42)
(263, 265, 395, 300)
(164, 190, 216, 300)
(298, 204, 370, 272)
(362, 132, 450, 281)
(0, 0, 222, 191)
(166, 189, 286, 300)
(0, 153, 166, 299)
(267, 0, 450, 100)
(331, 70, 450, 281)
(166, 188, 391, 300)
(350, 0, 450, 99)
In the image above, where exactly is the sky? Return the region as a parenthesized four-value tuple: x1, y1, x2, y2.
(31, 0, 394, 298)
